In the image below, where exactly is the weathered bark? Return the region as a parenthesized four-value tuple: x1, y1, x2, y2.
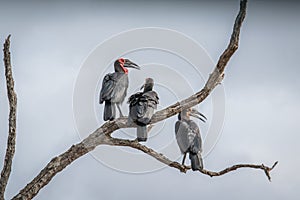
(0, 35, 18, 200)
(1, 1, 275, 199)
(106, 136, 278, 181)
(12, 144, 89, 200)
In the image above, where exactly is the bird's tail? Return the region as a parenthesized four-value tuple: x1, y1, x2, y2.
(137, 125, 147, 142)
(103, 101, 116, 121)
(189, 152, 203, 171)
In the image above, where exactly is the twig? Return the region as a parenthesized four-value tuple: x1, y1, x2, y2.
(199, 162, 278, 181)
(0, 35, 18, 200)
(105, 136, 278, 181)
(10, 1, 276, 199)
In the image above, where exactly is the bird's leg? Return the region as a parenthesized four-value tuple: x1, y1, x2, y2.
(116, 104, 124, 117)
(182, 153, 187, 165)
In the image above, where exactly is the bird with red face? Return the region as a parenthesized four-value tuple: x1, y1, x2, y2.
(99, 58, 140, 121)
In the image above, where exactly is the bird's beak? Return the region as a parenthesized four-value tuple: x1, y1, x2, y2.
(124, 59, 141, 70)
(140, 84, 145, 90)
(190, 108, 207, 123)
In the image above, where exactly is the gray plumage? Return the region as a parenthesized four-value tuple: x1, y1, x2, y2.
(128, 78, 159, 142)
(100, 72, 128, 120)
(99, 58, 140, 121)
(175, 108, 206, 170)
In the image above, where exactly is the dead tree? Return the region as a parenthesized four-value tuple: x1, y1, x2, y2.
(0, 1, 277, 199)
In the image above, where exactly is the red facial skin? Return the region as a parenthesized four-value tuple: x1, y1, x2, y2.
(118, 58, 128, 74)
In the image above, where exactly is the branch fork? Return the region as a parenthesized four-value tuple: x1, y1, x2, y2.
(0, 1, 278, 200)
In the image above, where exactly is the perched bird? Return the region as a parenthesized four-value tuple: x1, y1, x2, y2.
(175, 108, 207, 170)
(99, 58, 140, 121)
(128, 78, 159, 142)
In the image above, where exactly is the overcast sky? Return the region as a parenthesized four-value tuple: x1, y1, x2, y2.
(0, 0, 300, 199)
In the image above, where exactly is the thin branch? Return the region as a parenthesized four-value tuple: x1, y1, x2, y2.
(105, 136, 187, 172)
(10, 1, 277, 199)
(105, 136, 278, 181)
(0, 35, 17, 200)
(199, 161, 278, 181)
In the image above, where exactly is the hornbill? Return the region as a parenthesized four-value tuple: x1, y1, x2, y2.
(175, 108, 207, 171)
(128, 78, 159, 142)
(99, 58, 140, 121)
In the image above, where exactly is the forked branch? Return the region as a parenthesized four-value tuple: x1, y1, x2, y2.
(106, 136, 278, 181)
(3, 1, 276, 200)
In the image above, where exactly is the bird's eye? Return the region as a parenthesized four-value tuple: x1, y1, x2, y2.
(118, 58, 125, 64)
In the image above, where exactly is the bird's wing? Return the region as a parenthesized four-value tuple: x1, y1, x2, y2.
(111, 74, 128, 103)
(175, 121, 191, 153)
(128, 92, 143, 105)
(128, 91, 159, 124)
(128, 92, 145, 121)
(136, 96, 148, 118)
(138, 91, 159, 119)
(188, 120, 202, 153)
(99, 73, 119, 103)
(143, 91, 159, 109)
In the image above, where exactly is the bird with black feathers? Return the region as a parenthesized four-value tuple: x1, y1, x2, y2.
(128, 78, 159, 142)
(175, 108, 207, 170)
(99, 58, 140, 121)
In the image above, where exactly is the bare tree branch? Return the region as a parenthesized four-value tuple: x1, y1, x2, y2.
(199, 161, 278, 181)
(12, 143, 89, 200)
(105, 136, 278, 181)
(10, 1, 277, 199)
(105, 136, 187, 172)
(0, 35, 17, 200)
